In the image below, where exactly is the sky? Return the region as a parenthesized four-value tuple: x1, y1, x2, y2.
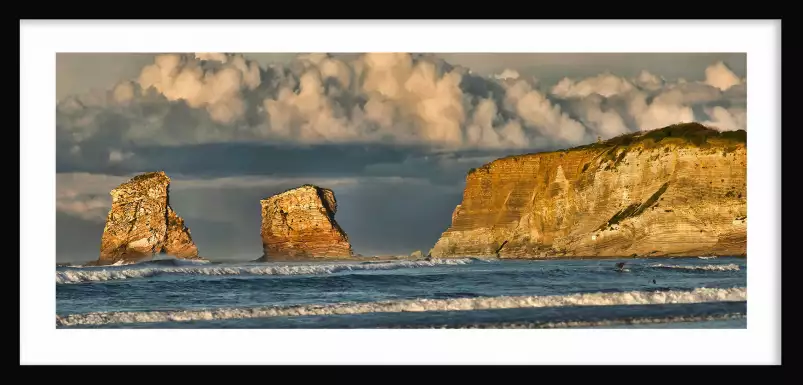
(55, 52, 747, 262)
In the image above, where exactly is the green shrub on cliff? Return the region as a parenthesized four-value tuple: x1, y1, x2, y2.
(577, 122, 746, 152)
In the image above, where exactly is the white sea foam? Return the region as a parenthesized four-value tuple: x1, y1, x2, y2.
(649, 263, 741, 272)
(417, 312, 746, 329)
(56, 287, 747, 327)
(56, 258, 476, 284)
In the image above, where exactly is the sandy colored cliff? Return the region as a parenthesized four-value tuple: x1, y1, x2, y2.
(430, 123, 747, 259)
(97, 171, 201, 265)
(259, 184, 354, 260)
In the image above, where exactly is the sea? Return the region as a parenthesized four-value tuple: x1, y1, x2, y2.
(55, 256, 747, 329)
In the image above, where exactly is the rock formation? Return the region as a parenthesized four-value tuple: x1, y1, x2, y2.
(430, 123, 747, 259)
(259, 184, 354, 260)
(97, 171, 201, 265)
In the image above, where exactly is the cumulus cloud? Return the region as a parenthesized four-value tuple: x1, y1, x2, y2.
(137, 53, 261, 124)
(506, 79, 588, 144)
(551, 61, 747, 133)
(494, 69, 520, 80)
(634, 70, 666, 91)
(704, 61, 742, 91)
(56, 53, 748, 167)
(551, 72, 636, 98)
(194, 52, 229, 63)
(564, 94, 629, 138)
(627, 89, 696, 131)
(702, 106, 747, 132)
(112, 80, 136, 104)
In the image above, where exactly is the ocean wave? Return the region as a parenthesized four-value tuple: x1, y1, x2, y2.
(56, 258, 476, 284)
(56, 286, 747, 327)
(395, 312, 746, 329)
(649, 263, 741, 272)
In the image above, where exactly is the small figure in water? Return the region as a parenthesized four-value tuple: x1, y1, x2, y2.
(652, 279, 656, 284)
(614, 262, 627, 272)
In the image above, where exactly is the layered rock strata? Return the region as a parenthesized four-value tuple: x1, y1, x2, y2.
(97, 171, 201, 265)
(430, 123, 747, 259)
(259, 185, 353, 260)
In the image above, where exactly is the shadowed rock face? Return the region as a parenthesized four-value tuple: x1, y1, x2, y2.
(97, 171, 200, 264)
(430, 123, 747, 259)
(259, 185, 353, 260)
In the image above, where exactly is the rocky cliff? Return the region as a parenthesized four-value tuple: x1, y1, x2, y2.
(430, 123, 747, 259)
(259, 184, 354, 260)
(97, 171, 201, 264)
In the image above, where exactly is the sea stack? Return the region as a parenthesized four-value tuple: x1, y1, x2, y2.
(97, 171, 201, 265)
(429, 123, 747, 259)
(259, 184, 354, 261)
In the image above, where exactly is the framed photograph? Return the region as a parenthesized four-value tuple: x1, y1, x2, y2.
(20, 19, 781, 365)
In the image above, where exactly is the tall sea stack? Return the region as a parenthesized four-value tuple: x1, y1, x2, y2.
(97, 171, 201, 265)
(259, 184, 354, 261)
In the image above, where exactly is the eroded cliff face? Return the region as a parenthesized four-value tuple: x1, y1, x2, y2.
(430, 124, 747, 259)
(97, 171, 201, 264)
(259, 185, 353, 260)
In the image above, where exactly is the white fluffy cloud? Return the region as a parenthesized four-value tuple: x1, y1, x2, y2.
(494, 69, 520, 80)
(552, 73, 636, 98)
(507, 79, 588, 144)
(552, 61, 747, 133)
(566, 94, 629, 138)
(704, 61, 743, 91)
(57, 53, 747, 156)
(137, 53, 261, 124)
(702, 106, 747, 132)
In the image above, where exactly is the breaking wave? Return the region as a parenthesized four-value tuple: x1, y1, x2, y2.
(56, 258, 476, 284)
(56, 286, 746, 327)
(649, 263, 741, 272)
(394, 312, 747, 329)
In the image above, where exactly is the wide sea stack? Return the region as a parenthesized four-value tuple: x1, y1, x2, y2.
(97, 171, 201, 265)
(259, 185, 354, 260)
(430, 123, 747, 259)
